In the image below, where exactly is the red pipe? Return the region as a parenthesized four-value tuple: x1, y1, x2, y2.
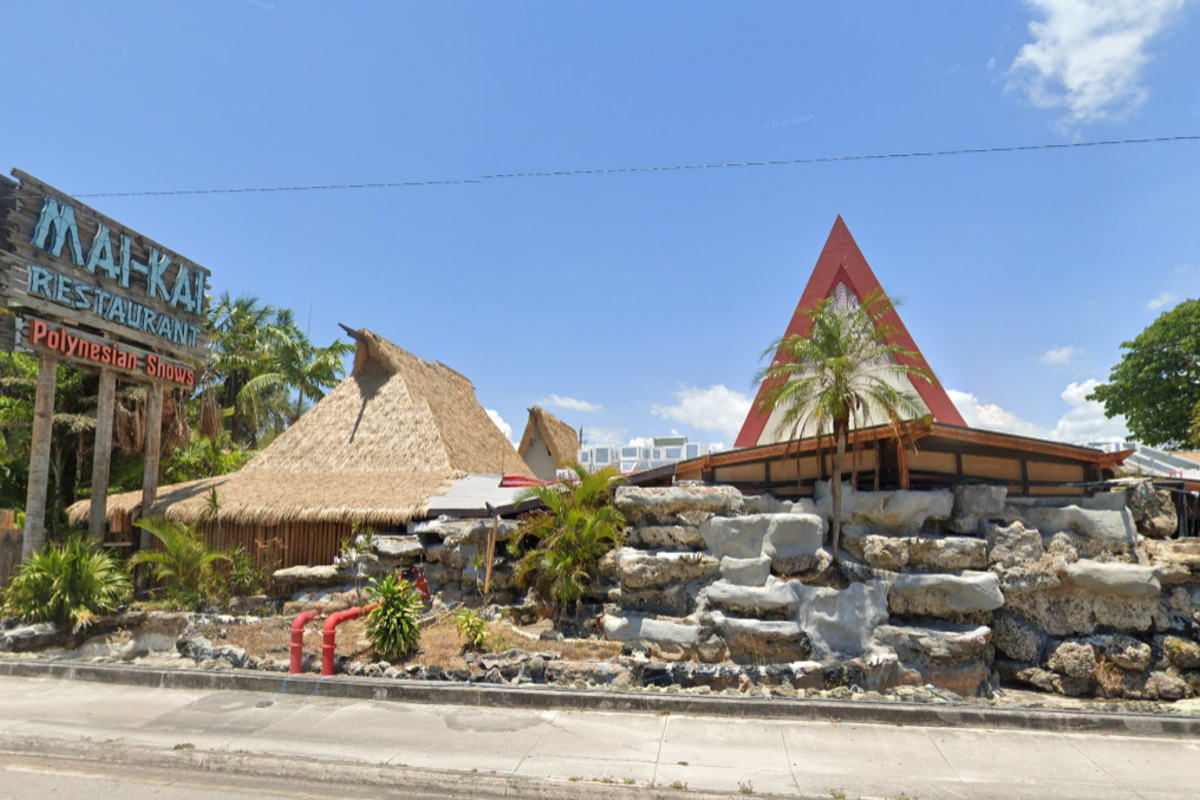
(321, 601, 381, 677)
(289, 610, 318, 675)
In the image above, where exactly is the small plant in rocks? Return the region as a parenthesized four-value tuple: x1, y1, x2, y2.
(366, 572, 422, 660)
(453, 607, 489, 651)
(3, 536, 131, 632)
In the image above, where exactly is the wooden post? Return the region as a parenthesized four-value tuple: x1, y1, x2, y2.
(897, 441, 910, 491)
(21, 352, 58, 560)
(138, 384, 164, 550)
(88, 369, 117, 546)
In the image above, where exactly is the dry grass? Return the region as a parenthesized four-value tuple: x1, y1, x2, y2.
(198, 615, 620, 671)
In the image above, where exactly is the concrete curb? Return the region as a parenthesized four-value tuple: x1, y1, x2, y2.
(0, 734, 766, 800)
(2, 657, 1199, 738)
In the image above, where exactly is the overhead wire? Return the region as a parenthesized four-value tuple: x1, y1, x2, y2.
(73, 134, 1200, 199)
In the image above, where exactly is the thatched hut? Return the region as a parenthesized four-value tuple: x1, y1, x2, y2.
(69, 327, 534, 567)
(517, 405, 580, 481)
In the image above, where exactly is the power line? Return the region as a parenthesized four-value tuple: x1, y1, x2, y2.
(74, 134, 1200, 198)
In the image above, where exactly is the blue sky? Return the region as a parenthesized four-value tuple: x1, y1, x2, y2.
(4, 1, 1199, 450)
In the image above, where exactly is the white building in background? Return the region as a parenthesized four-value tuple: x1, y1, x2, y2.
(575, 436, 719, 475)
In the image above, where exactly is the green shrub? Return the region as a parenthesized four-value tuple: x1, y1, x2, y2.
(129, 518, 230, 609)
(366, 573, 423, 660)
(453, 607, 489, 651)
(2, 537, 131, 632)
(225, 545, 265, 596)
(510, 462, 625, 622)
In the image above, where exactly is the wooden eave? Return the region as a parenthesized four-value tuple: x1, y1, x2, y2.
(677, 420, 1130, 476)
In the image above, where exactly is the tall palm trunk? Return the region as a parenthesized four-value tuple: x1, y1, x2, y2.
(830, 419, 849, 559)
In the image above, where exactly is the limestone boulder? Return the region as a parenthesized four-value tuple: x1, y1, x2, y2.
(1163, 636, 1200, 670)
(761, 513, 826, 573)
(720, 555, 772, 587)
(1015, 505, 1136, 548)
(874, 622, 992, 667)
(888, 571, 1004, 619)
(949, 485, 1007, 534)
(992, 611, 1047, 662)
(272, 565, 343, 587)
(857, 534, 987, 573)
(1126, 486, 1178, 539)
(1144, 670, 1189, 701)
(612, 548, 719, 590)
(1090, 634, 1152, 672)
(545, 661, 632, 688)
(986, 521, 1044, 567)
(0, 622, 57, 652)
(815, 482, 953, 534)
(374, 535, 425, 560)
(626, 525, 705, 551)
(1002, 583, 1160, 637)
(794, 580, 890, 658)
(411, 517, 520, 546)
(705, 579, 798, 620)
(715, 615, 812, 663)
(617, 585, 696, 617)
(1047, 641, 1096, 679)
(615, 485, 744, 527)
(602, 614, 699, 651)
(1063, 560, 1161, 598)
(1142, 540, 1200, 586)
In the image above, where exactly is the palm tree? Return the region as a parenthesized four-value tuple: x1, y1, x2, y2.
(509, 462, 626, 625)
(129, 517, 230, 608)
(754, 289, 935, 559)
(235, 309, 353, 430)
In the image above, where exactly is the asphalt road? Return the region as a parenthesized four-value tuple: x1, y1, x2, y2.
(1, 673, 1198, 799)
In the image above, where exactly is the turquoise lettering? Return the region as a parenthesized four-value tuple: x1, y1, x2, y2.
(169, 265, 195, 312)
(27, 265, 52, 297)
(146, 248, 172, 301)
(31, 198, 84, 265)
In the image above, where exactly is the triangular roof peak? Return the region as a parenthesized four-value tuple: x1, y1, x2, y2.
(735, 217, 965, 448)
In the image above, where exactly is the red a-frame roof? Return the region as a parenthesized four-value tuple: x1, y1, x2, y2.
(735, 216, 966, 448)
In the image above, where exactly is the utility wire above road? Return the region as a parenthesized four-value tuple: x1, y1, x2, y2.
(74, 134, 1200, 199)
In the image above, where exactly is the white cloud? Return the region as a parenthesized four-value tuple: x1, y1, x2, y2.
(581, 426, 628, 448)
(1148, 290, 1178, 311)
(540, 394, 602, 413)
(484, 408, 513, 442)
(949, 380, 1127, 444)
(947, 389, 1051, 438)
(1050, 379, 1128, 442)
(1041, 345, 1080, 365)
(1009, 0, 1191, 126)
(650, 385, 753, 442)
(627, 436, 655, 448)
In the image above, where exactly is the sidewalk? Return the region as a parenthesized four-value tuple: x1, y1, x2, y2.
(0, 672, 1198, 799)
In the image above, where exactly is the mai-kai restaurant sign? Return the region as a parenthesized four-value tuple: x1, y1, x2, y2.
(0, 169, 210, 380)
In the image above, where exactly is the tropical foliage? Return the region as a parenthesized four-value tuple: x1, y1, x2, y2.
(2, 537, 131, 632)
(453, 607, 490, 651)
(366, 572, 424, 660)
(128, 518, 230, 609)
(509, 462, 626, 623)
(754, 289, 933, 557)
(1088, 298, 1200, 448)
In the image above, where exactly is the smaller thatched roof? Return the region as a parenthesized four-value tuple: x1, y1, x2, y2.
(518, 405, 580, 468)
(69, 327, 532, 527)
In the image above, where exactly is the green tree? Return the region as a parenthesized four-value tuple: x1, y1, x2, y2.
(754, 290, 933, 558)
(2, 536, 131, 632)
(509, 462, 626, 624)
(1088, 298, 1200, 448)
(128, 517, 229, 608)
(236, 309, 353, 427)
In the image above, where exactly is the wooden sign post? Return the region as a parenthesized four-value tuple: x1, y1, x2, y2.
(0, 170, 211, 557)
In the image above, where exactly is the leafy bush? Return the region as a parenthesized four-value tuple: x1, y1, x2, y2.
(509, 462, 626, 622)
(453, 607, 489, 651)
(2, 537, 131, 632)
(129, 518, 230, 609)
(366, 573, 423, 660)
(225, 545, 265, 596)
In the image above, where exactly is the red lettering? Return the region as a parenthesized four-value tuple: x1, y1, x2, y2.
(46, 330, 60, 350)
(30, 318, 47, 346)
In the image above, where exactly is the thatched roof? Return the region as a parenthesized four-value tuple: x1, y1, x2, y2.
(69, 327, 533, 527)
(517, 405, 580, 468)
